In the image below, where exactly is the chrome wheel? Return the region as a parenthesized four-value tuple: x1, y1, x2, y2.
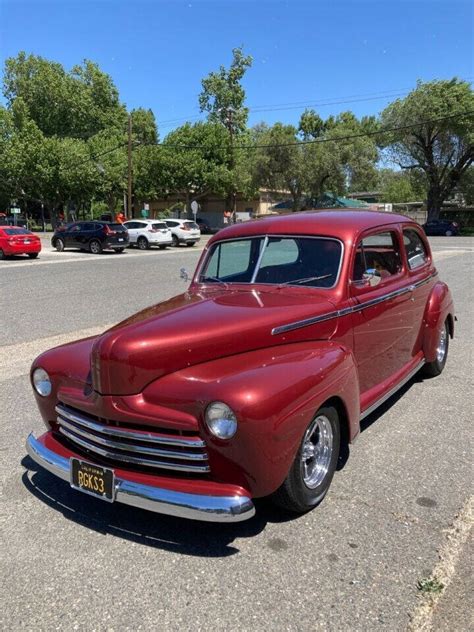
(436, 326, 448, 364)
(300, 415, 334, 489)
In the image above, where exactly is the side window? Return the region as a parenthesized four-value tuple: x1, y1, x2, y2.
(166, 221, 178, 227)
(69, 224, 81, 232)
(205, 240, 254, 280)
(136, 222, 147, 229)
(403, 229, 429, 270)
(353, 231, 402, 282)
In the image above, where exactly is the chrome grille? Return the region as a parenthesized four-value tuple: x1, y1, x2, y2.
(55, 403, 210, 474)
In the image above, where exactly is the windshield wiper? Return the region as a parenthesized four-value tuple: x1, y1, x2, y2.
(202, 276, 230, 288)
(278, 274, 333, 287)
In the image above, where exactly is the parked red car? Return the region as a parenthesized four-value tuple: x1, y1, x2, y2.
(0, 226, 42, 259)
(26, 211, 454, 522)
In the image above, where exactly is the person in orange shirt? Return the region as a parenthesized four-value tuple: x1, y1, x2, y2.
(115, 211, 126, 224)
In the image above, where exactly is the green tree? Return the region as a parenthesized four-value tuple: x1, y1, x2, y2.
(199, 47, 253, 132)
(130, 108, 158, 146)
(253, 123, 306, 211)
(377, 169, 425, 203)
(161, 122, 231, 211)
(199, 47, 253, 215)
(381, 79, 474, 219)
(3, 52, 126, 138)
(87, 130, 127, 212)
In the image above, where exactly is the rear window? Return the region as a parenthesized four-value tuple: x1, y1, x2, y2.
(110, 223, 126, 231)
(152, 223, 167, 229)
(4, 228, 32, 235)
(403, 229, 429, 270)
(184, 222, 199, 229)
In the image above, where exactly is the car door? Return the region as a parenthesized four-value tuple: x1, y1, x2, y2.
(124, 221, 139, 244)
(349, 227, 416, 398)
(64, 224, 82, 247)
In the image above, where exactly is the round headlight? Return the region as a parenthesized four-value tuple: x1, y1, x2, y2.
(205, 402, 238, 439)
(32, 368, 52, 397)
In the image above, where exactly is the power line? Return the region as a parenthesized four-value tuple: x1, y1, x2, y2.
(156, 110, 474, 151)
(157, 79, 473, 129)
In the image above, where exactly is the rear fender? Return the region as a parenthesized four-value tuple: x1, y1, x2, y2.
(142, 341, 360, 497)
(423, 281, 454, 363)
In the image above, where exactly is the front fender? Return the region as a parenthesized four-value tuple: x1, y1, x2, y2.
(142, 341, 360, 497)
(423, 281, 454, 363)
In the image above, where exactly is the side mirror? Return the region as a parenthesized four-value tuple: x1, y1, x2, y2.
(362, 268, 381, 287)
(180, 267, 189, 282)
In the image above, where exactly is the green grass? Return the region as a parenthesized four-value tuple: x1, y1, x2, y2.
(417, 577, 444, 595)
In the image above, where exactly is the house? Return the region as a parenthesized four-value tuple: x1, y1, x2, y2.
(141, 189, 292, 227)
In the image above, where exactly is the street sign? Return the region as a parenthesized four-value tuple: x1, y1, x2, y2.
(11, 208, 21, 214)
(191, 201, 199, 215)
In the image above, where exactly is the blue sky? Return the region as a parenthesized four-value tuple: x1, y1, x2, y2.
(0, 0, 472, 136)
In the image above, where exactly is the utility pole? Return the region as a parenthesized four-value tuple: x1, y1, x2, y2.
(127, 113, 133, 219)
(221, 106, 236, 222)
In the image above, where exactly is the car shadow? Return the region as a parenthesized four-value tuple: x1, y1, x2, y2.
(21, 456, 299, 557)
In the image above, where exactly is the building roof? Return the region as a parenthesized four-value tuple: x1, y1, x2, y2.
(272, 193, 371, 211)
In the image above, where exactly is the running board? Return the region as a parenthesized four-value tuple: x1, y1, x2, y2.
(359, 359, 425, 421)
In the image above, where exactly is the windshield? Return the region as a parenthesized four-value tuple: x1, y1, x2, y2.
(200, 236, 342, 288)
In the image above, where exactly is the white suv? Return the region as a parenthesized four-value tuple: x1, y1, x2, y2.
(165, 219, 201, 247)
(123, 220, 173, 250)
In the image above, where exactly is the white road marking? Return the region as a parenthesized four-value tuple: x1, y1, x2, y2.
(0, 323, 112, 382)
(433, 249, 472, 261)
(0, 246, 207, 270)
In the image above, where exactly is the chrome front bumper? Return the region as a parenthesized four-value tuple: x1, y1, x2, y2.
(26, 433, 255, 522)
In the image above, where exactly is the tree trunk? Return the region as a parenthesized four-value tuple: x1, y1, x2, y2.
(426, 185, 442, 221)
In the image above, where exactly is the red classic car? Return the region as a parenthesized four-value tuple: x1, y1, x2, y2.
(26, 211, 454, 522)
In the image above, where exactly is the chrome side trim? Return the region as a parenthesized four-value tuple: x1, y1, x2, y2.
(26, 434, 255, 522)
(56, 405, 205, 448)
(359, 359, 425, 420)
(272, 271, 438, 336)
(57, 427, 211, 473)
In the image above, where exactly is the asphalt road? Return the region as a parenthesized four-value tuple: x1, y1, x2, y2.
(0, 237, 472, 631)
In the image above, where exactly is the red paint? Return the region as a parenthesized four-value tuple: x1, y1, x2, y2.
(0, 227, 41, 257)
(30, 211, 454, 501)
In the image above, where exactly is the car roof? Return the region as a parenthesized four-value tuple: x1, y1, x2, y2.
(210, 209, 415, 243)
(125, 218, 165, 223)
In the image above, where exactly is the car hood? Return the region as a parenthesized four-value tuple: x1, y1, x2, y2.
(91, 286, 338, 395)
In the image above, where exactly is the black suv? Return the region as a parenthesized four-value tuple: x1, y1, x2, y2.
(422, 219, 460, 236)
(51, 221, 129, 254)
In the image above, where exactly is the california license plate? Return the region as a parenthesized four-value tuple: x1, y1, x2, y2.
(70, 458, 115, 502)
(118, 238, 124, 242)
(24, 240, 30, 244)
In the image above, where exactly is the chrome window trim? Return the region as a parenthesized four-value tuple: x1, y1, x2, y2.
(198, 234, 345, 290)
(272, 270, 437, 336)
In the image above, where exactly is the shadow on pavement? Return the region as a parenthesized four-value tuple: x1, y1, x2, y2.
(21, 456, 298, 557)
(359, 371, 426, 434)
